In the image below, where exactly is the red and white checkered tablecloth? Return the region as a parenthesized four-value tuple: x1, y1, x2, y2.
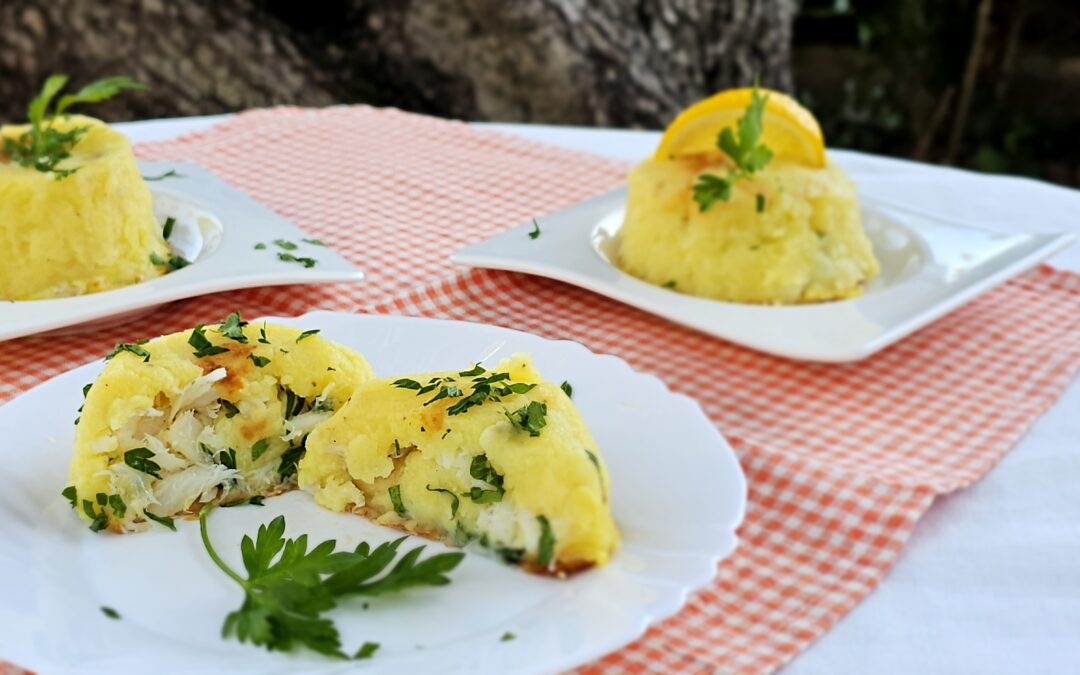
(3, 106, 1080, 675)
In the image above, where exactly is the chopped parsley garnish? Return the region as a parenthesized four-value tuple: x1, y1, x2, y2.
(458, 363, 486, 377)
(536, 515, 555, 568)
(216, 448, 238, 471)
(62, 485, 78, 508)
(189, 324, 228, 358)
(258, 323, 271, 344)
(426, 485, 459, 518)
(82, 492, 125, 532)
(106, 340, 150, 362)
(394, 369, 535, 418)
(149, 251, 190, 271)
(392, 378, 422, 390)
(560, 380, 573, 398)
(497, 547, 525, 564)
(2, 75, 143, 180)
(219, 399, 240, 418)
(222, 496, 266, 508)
(144, 510, 176, 531)
(162, 216, 176, 240)
(254, 242, 267, 250)
(692, 84, 774, 213)
(143, 169, 182, 182)
(218, 312, 249, 342)
(278, 252, 318, 268)
(388, 485, 406, 516)
(303, 238, 326, 246)
(354, 642, 380, 659)
(296, 329, 320, 342)
(584, 449, 605, 499)
(249, 354, 271, 368)
(528, 219, 541, 240)
(501, 632, 516, 642)
(278, 445, 304, 479)
(101, 606, 121, 620)
(124, 447, 162, 479)
(466, 455, 505, 503)
(756, 193, 766, 213)
(274, 239, 298, 251)
(662, 280, 677, 289)
(251, 438, 270, 461)
(199, 505, 464, 658)
(504, 401, 547, 437)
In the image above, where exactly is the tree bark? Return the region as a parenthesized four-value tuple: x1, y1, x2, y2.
(0, 0, 795, 128)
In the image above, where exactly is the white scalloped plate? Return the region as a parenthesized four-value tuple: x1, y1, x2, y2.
(452, 187, 1075, 362)
(0, 311, 746, 675)
(0, 162, 364, 342)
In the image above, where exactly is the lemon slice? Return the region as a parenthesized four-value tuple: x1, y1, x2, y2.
(653, 88, 826, 167)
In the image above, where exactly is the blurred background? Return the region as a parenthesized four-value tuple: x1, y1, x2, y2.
(1, 0, 1077, 186)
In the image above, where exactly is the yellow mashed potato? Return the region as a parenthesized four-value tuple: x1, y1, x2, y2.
(300, 354, 618, 574)
(68, 319, 374, 532)
(0, 115, 168, 300)
(617, 156, 879, 303)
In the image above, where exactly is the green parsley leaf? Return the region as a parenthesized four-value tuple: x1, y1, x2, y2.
(220, 399, 241, 418)
(62, 485, 78, 508)
(251, 438, 271, 461)
(106, 341, 150, 362)
(756, 193, 766, 213)
(662, 280, 677, 289)
(501, 631, 516, 642)
(101, 606, 121, 620)
(466, 455, 505, 503)
(560, 380, 573, 398)
(528, 219, 541, 239)
(144, 510, 176, 531)
(302, 238, 326, 246)
(584, 448, 605, 497)
(426, 485, 459, 518)
(124, 447, 162, 479)
(388, 485, 406, 516)
(504, 401, 547, 437)
(458, 363, 486, 377)
(692, 173, 733, 212)
(258, 323, 271, 344)
(254, 242, 267, 250)
(149, 251, 189, 271)
(218, 312, 249, 343)
(55, 76, 144, 116)
(278, 445, 304, 479)
(199, 505, 463, 657)
(274, 239, 298, 251)
(144, 169, 183, 182)
(162, 216, 176, 240)
(189, 325, 228, 358)
(278, 252, 318, 268)
(296, 329, 320, 342)
(250, 354, 271, 368)
(354, 642, 380, 659)
(217, 448, 238, 471)
(392, 378, 423, 390)
(536, 515, 555, 568)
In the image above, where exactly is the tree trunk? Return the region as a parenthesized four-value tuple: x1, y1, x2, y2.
(0, 0, 795, 128)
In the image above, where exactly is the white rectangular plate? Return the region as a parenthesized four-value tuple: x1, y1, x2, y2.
(1, 161, 364, 342)
(452, 187, 1076, 362)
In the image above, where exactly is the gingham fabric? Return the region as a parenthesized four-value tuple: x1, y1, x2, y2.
(3, 106, 1080, 675)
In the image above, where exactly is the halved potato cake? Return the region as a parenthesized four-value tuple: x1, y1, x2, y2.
(299, 354, 618, 575)
(66, 314, 374, 532)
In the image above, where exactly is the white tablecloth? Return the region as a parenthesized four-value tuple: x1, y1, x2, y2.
(118, 114, 1080, 675)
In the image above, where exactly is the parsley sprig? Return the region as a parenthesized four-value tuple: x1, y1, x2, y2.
(1, 75, 143, 180)
(199, 505, 464, 658)
(692, 85, 774, 212)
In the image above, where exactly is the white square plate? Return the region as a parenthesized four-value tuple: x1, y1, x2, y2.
(1, 161, 364, 342)
(453, 187, 1076, 362)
